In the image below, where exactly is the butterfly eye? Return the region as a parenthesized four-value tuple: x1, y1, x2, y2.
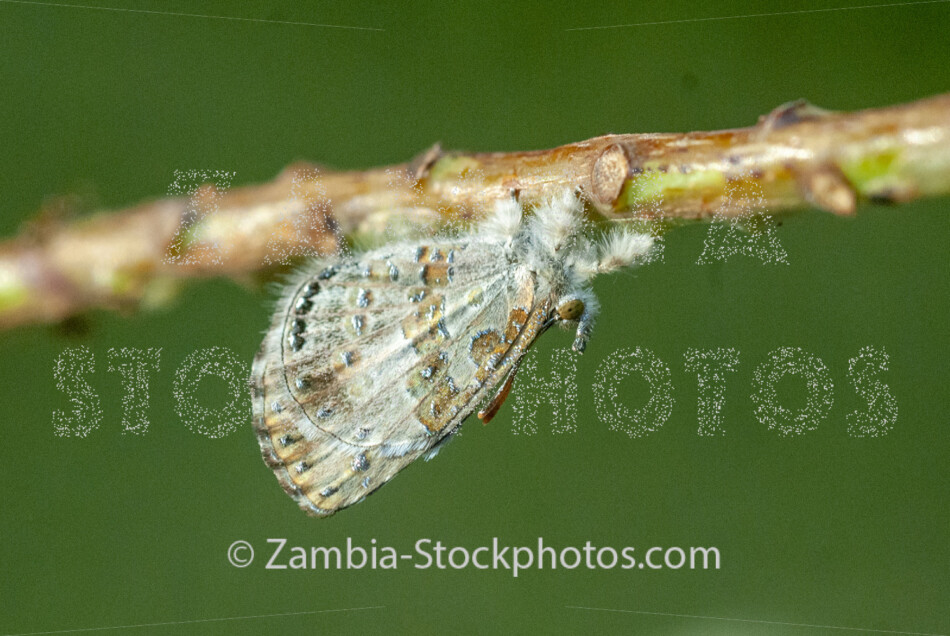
(556, 298, 585, 321)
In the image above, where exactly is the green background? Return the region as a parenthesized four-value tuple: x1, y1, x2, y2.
(1, 1, 948, 634)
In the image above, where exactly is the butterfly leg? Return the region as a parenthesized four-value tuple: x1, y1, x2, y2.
(477, 360, 521, 424)
(570, 288, 600, 353)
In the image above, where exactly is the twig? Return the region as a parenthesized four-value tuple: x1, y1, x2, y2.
(1, 94, 948, 330)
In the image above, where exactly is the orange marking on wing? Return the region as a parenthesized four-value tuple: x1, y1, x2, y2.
(475, 302, 553, 423)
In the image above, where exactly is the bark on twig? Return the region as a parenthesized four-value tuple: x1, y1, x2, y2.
(2, 94, 949, 330)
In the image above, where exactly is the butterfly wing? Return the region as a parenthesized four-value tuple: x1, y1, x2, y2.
(251, 237, 553, 516)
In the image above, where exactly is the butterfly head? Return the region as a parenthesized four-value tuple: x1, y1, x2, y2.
(556, 297, 585, 321)
(509, 189, 653, 353)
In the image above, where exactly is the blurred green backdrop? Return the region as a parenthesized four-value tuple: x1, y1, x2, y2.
(1, 1, 948, 634)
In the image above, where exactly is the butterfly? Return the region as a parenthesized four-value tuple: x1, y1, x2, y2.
(250, 189, 654, 516)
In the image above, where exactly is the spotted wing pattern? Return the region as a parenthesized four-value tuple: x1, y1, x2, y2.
(250, 238, 552, 516)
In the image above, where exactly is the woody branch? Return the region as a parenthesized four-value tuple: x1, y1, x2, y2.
(1, 93, 949, 331)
